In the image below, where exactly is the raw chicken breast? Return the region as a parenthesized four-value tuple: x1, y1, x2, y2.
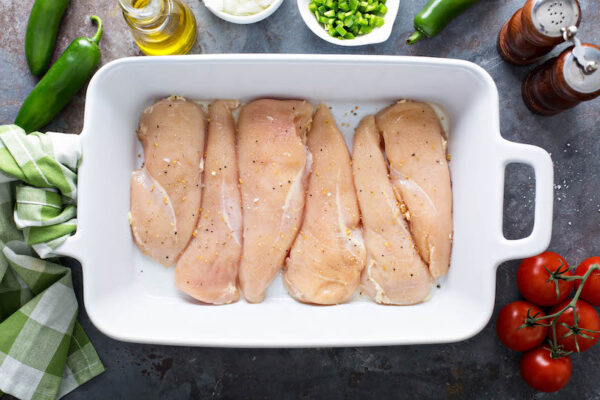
(129, 96, 206, 266)
(238, 99, 313, 303)
(352, 116, 433, 305)
(283, 105, 365, 305)
(376, 101, 453, 278)
(175, 100, 242, 304)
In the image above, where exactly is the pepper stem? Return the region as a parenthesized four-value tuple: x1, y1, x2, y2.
(406, 31, 423, 45)
(89, 15, 103, 45)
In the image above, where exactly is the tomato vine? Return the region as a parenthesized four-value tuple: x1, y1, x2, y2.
(522, 263, 600, 356)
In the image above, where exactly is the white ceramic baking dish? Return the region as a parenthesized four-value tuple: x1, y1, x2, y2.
(55, 54, 554, 347)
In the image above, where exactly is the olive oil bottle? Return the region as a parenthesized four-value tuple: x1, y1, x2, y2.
(119, 0, 197, 55)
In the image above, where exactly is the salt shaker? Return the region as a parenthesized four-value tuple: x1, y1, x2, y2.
(497, 0, 581, 65)
(522, 28, 600, 115)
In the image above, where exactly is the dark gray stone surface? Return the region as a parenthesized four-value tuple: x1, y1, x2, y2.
(1, 0, 600, 398)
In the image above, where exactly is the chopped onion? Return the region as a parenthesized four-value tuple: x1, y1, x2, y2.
(205, 0, 275, 16)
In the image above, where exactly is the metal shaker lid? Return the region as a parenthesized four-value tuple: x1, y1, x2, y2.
(563, 44, 600, 94)
(531, 0, 580, 37)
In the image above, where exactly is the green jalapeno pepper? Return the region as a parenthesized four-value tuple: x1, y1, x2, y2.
(25, 0, 70, 76)
(15, 16, 103, 134)
(407, 0, 480, 45)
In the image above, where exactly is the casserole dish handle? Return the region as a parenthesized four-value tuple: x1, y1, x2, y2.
(53, 232, 84, 260)
(496, 139, 554, 263)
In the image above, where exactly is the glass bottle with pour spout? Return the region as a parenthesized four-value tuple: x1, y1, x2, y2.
(119, 0, 197, 55)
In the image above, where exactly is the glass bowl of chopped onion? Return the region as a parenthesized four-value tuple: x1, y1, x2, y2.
(203, 0, 284, 24)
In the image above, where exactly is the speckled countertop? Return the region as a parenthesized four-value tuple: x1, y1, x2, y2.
(1, 0, 600, 398)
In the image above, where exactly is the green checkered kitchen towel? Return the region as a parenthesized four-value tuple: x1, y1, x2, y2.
(0, 125, 104, 400)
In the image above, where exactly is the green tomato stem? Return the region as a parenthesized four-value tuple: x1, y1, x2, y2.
(527, 264, 600, 357)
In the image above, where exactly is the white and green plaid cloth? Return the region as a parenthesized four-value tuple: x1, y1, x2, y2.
(0, 125, 104, 400)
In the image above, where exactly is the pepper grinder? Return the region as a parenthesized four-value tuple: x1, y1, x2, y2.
(498, 0, 581, 65)
(522, 27, 600, 115)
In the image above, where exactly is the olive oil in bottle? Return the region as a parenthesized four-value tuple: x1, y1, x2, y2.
(119, 0, 197, 56)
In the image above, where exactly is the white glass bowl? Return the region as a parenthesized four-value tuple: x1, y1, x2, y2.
(204, 0, 284, 24)
(297, 0, 399, 46)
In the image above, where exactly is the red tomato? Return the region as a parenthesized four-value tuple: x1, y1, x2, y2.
(549, 299, 600, 352)
(575, 257, 600, 306)
(517, 252, 573, 306)
(497, 301, 548, 351)
(520, 347, 572, 393)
